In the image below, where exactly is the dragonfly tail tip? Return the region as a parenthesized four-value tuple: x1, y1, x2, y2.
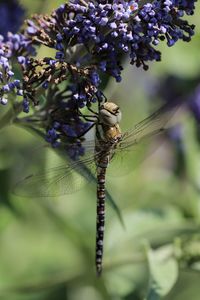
(96, 266, 102, 277)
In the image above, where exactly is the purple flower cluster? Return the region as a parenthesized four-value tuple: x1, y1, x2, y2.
(16, 54, 102, 111)
(43, 83, 95, 160)
(0, 33, 35, 108)
(0, 0, 197, 160)
(25, 0, 196, 81)
(0, 0, 25, 39)
(0, 0, 196, 111)
(0, 36, 22, 106)
(46, 121, 89, 160)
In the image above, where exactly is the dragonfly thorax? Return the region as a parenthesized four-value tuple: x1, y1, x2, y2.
(98, 102, 122, 142)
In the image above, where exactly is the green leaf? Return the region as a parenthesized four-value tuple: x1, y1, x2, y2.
(0, 103, 22, 131)
(145, 244, 179, 300)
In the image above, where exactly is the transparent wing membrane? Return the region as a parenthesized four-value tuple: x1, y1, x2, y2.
(107, 101, 180, 177)
(119, 101, 179, 149)
(14, 156, 96, 197)
(14, 101, 180, 196)
(107, 145, 148, 177)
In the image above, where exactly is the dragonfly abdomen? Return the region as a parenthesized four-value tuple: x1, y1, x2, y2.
(96, 158, 108, 276)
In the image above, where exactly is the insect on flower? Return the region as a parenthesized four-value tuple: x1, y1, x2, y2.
(14, 98, 180, 276)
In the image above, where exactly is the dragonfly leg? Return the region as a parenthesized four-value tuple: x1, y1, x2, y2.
(71, 122, 96, 139)
(83, 116, 98, 122)
(87, 106, 99, 116)
(78, 110, 99, 123)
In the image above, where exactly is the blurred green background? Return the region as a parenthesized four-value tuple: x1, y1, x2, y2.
(0, 1, 200, 299)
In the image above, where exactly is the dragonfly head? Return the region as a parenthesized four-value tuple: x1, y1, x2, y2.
(99, 102, 122, 126)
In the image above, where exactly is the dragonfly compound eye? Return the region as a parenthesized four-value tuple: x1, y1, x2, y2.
(99, 102, 122, 126)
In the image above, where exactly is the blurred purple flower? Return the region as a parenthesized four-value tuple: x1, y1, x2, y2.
(190, 85, 200, 123)
(0, 0, 25, 39)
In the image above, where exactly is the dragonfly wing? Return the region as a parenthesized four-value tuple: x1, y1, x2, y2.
(107, 101, 180, 177)
(59, 139, 96, 154)
(13, 149, 124, 227)
(107, 142, 151, 177)
(13, 156, 97, 197)
(120, 101, 180, 149)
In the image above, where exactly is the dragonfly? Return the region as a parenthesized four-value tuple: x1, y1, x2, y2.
(15, 100, 179, 276)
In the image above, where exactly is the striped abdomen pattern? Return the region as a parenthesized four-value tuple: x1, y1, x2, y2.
(96, 156, 109, 276)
